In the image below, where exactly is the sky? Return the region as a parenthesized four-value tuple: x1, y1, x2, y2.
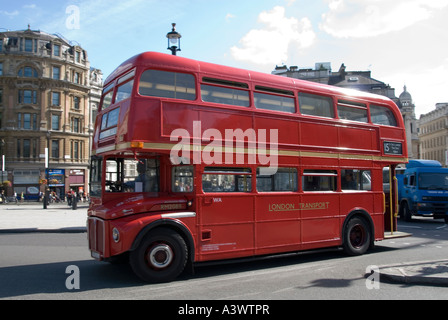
(1, 0, 448, 117)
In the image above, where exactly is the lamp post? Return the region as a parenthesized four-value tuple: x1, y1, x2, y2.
(43, 131, 50, 209)
(166, 23, 181, 55)
(0, 139, 4, 201)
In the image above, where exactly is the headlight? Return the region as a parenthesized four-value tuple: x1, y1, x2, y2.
(112, 227, 120, 242)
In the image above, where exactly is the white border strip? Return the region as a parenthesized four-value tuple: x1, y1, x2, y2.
(161, 212, 197, 219)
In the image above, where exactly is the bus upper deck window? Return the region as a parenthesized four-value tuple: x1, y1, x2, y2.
(139, 70, 196, 101)
(254, 87, 295, 114)
(101, 83, 114, 110)
(115, 80, 134, 103)
(115, 70, 135, 103)
(337, 100, 367, 122)
(201, 78, 250, 107)
(370, 104, 397, 127)
(298, 93, 334, 118)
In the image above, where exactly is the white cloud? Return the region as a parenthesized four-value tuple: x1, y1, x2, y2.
(230, 6, 316, 66)
(0, 10, 19, 17)
(320, 0, 448, 38)
(225, 13, 236, 22)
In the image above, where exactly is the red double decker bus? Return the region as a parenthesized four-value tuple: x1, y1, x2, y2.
(88, 52, 407, 282)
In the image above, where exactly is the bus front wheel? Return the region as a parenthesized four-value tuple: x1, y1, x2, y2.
(130, 228, 188, 283)
(343, 216, 371, 256)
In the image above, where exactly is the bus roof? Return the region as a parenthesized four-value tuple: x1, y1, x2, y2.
(104, 52, 394, 105)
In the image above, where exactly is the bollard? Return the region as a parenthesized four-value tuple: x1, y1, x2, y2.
(72, 195, 77, 210)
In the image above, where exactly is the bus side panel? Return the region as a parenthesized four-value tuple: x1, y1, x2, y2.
(254, 194, 301, 255)
(255, 116, 300, 147)
(300, 121, 338, 148)
(373, 192, 385, 240)
(300, 193, 341, 249)
(198, 194, 255, 261)
(161, 101, 199, 138)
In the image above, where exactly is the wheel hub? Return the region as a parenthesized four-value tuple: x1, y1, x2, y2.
(147, 244, 173, 269)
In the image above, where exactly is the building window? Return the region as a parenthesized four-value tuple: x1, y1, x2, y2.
(74, 72, 81, 84)
(23, 113, 31, 129)
(0, 63, 3, 76)
(23, 139, 31, 158)
(73, 96, 80, 109)
(0, 88, 3, 104)
(17, 113, 38, 130)
(18, 90, 37, 104)
(52, 66, 60, 80)
(16, 138, 37, 159)
(7, 37, 18, 47)
(51, 114, 60, 130)
(17, 140, 21, 158)
(51, 140, 59, 159)
(52, 92, 60, 106)
(75, 51, 80, 63)
(72, 118, 80, 133)
(72, 141, 80, 160)
(53, 44, 60, 56)
(24, 38, 33, 52)
(18, 67, 38, 78)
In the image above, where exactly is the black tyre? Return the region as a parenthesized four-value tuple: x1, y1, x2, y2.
(343, 216, 371, 256)
(130, 228, 188, 283)
(401, 203, 412, 222)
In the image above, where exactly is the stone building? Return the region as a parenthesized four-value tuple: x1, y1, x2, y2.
(419, 103, 448, 166)
(395, 86, 419, 159)
(0, 27, 102, 200)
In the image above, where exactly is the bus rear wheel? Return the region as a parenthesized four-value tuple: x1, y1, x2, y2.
(130, 228, 188, 283)
(343, 216, 371, 256)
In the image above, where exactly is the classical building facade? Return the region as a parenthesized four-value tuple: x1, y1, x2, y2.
(419, 103, 448, 166)
(0, 27, 102, 199)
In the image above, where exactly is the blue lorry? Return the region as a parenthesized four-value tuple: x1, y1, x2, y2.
(398, 159, 448, 223)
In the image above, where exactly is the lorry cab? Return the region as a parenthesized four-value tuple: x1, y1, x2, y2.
(398, 160, 448, 223)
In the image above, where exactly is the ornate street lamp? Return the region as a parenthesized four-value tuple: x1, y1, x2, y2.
(166, 23, 181, 55)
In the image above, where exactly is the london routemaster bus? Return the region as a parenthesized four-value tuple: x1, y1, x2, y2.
(88, 52, 408, 282)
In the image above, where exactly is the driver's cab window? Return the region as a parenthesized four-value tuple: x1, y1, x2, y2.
(105, 157, 159, 193)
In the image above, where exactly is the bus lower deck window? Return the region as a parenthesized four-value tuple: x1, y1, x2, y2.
(303, 170, 337, 191)
(172, 166, 194, 192)
(256, 167, 298, 192)
(202, 167, 252, 192)
(341, 169, 371, 191)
